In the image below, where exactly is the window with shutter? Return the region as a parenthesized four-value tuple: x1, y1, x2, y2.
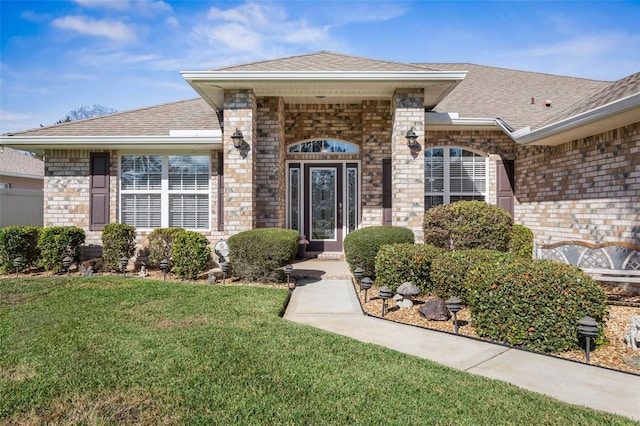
(424, 147, 487, 211)
(120, 154, 210, 229)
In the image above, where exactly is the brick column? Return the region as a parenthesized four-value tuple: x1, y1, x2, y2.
(223, 89, 257, 233)
(392, 89, 425, 242)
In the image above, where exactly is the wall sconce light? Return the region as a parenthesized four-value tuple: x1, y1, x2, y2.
(405, 127, 419, 148)
(231, 128, 244, 149)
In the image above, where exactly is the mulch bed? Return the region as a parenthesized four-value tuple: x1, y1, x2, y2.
(352, 280, 640, 375)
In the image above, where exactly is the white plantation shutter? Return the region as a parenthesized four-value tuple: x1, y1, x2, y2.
(120, 154, 209, 229)
(425, 148, 487, 210)
(121, 194, 162, 228)
(169, 194, 209, 228)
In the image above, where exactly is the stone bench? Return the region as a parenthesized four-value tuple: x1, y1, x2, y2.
(536, 241, 640, 285)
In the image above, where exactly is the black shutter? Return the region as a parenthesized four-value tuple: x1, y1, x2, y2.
(217, 152, 224, 231)
(90, 153, 110, 230)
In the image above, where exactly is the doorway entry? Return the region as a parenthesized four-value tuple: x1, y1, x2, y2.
(288, 162, 359, 252)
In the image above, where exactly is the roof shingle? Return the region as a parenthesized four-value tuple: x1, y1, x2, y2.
(0, 147, 44, 177)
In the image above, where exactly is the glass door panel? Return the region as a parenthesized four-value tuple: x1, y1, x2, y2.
(310, 168, 336, 240)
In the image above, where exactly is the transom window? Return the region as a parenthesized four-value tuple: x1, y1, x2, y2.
(120, 154, 210, 229)
(289, 139, 358, 154)
(424, 147, 487, 210)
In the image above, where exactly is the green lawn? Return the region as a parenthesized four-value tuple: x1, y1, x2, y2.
(0, 277, 634, 425)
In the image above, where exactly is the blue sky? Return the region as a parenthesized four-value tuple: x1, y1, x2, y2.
(1, 0, 639, 134)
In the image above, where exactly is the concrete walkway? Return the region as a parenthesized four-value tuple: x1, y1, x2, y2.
(283, 259, 640, 421)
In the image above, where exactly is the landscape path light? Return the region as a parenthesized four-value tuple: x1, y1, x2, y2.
(13, 257, 23, 278)
(62, 256, 73, 276)
(283, 264, 294, 291)
(220, 262, 229, 284)
(353, 267, 364, 289)
(577, 316, 599, 363)
(378, 286, 393, 317)
(360, 277, 373, 303)
(159, 259, 170, 281)
(120, 256, 129, 277)
(446, 296, 463, 335)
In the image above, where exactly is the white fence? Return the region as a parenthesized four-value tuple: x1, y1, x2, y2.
(0, 189, 44, 227)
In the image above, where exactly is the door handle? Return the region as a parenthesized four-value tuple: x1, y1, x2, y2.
(338, 202, 343, 227)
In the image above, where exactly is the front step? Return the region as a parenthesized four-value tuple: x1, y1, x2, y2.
(305, 252, 344, 261)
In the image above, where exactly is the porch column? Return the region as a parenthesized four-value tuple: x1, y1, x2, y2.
(391, 89, 425, 242)
(223, 89, 257, 233)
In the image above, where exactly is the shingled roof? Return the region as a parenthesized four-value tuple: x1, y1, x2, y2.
(8, 98, 219, 137)
(215, 51, 438, 72)
(0, 147, 44, 177)
(536, 71, 640, 127)
(416, 63, 608, 130)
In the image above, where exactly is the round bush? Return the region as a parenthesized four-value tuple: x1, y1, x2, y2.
(508, 224, 534, 259)
(423, 201, 513, 251)
(38, 226, 86, 272)
(431, 249, 515, 304)
(467, 258, 609, 353)
(147, 227, 184, 266)
(374, 243, 444, 293)
(227, 228, 298, 282)
(0, 226, 41, 273)
(102, 223, 137, 272)
(172, 231, 211, 280)
(343, 226, 415, 278)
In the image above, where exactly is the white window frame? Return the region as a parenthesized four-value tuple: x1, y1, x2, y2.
(424, 147, 488, 209)
(119, 153, 211, 230)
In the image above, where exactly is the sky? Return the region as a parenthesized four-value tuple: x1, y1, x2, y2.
(1, 0, 639, 134)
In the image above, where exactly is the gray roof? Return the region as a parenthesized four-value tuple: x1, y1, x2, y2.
(0, 147, 44, 177)
(416, 63, 608, 130)
(8, 98, 219, 137)
(216, 51, 437, 72)
(5, 52, 635, 138)
(537, 71, 640, 127)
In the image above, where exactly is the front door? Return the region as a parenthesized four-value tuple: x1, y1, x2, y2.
(288, 162, 359, 253)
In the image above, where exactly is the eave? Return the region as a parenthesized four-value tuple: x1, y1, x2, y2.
(181, 70, 467, 110)
(0, 135, 222, 155)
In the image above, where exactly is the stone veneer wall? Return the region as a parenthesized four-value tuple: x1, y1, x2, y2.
(256, 96, 286, 228)
(43, 149, 118, 257)
(392, 89, 425, 241)
(515, 122, 640, 245)
(223, 89, 257, 234)
(361, 100, 392, 226)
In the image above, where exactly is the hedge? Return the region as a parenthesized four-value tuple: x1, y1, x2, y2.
(227, 228, 298, 282)
(343, 226, 415, 278)
(102, 223, 137, 272)
(0, 226, 40, 273)
(38, 226, 86, 273)
(374, 243, 444, 293)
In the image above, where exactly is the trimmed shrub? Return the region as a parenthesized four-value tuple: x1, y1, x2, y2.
(172, 231, 211, 280)
(38, 226, 86, 272)
(102, 223, 137, 272)
(467, 258, 609, 353)
(343, 226, 415, 277)
(374, 243, 444, 293)
(431, 249, 515, 304)
(227, 228, 298, 282)
(423, 201, 513, 251)
(0, 226, 41, 273)
(147, 227, 184, 266)
(508, 224, 534, 259)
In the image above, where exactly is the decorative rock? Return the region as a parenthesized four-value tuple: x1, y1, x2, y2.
(208, 271, 217, 285)
(624, 316, 640, 350)
(393, 294, 404, 302)
(398, 298, 414, 309)
(419, 297, 451, 321)
(623, 355, 640, 369)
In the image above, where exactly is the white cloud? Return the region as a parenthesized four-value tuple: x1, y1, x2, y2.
(166, 16, 179, 28)
(72, 0, 130, 11)
(52, 15, 137, 42)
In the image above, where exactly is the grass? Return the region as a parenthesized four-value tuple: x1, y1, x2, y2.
(1, 277, 635, 425)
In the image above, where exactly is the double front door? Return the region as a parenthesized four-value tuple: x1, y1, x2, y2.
(288, 162, 359, 252)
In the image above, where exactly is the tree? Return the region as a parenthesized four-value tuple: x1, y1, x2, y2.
(55, 104, 117, 124)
